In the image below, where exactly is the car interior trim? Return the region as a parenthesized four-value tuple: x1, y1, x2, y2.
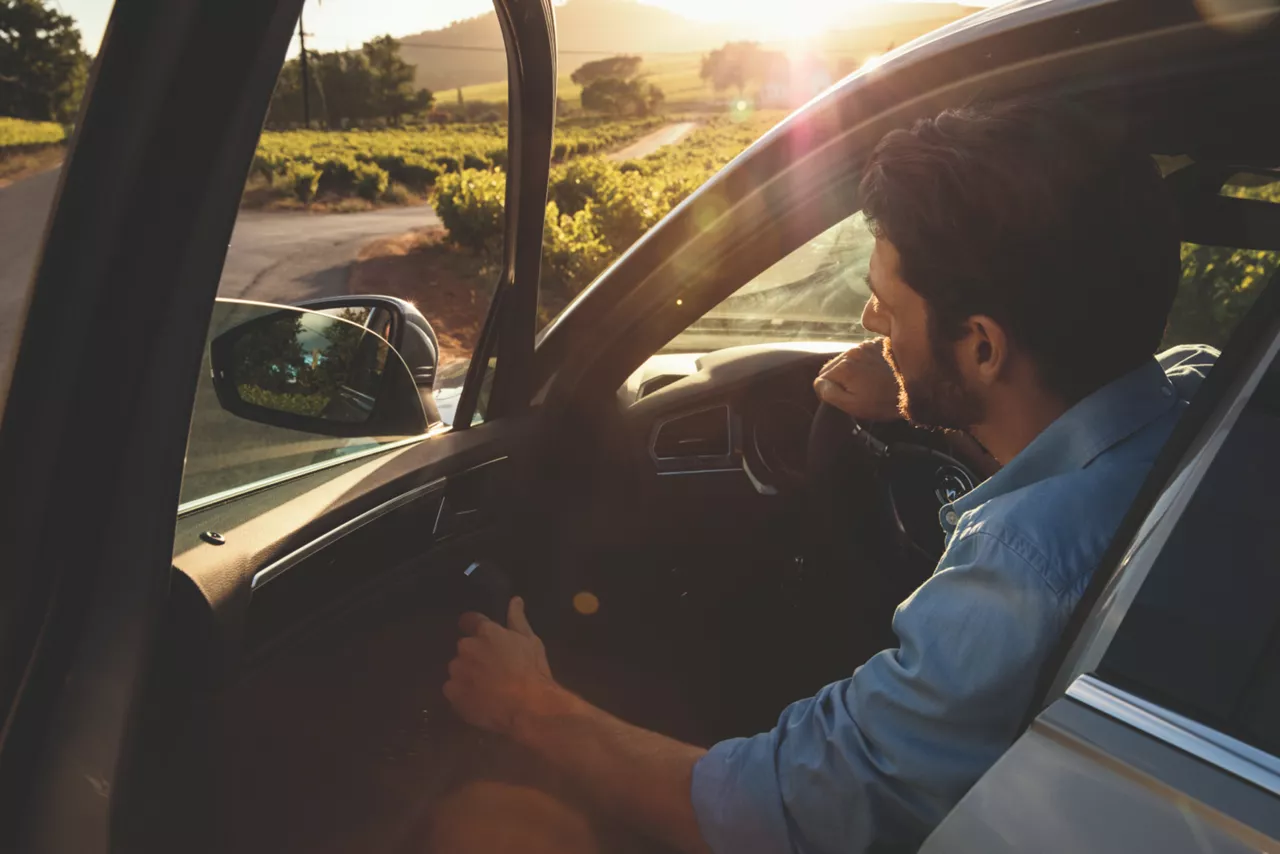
(1067, 674, 1280, 798)
(250, 474, 448, 590)
(649, 405, 733, 461)
(655, 467, 744, 477)
(740, 456, 780, 496)
(177, 433, 436, 518)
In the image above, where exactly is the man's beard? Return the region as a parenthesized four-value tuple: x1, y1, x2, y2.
(882, 337, 984, 431)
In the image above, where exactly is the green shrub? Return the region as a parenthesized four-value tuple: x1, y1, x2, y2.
(289, 164, 321, 201)
(542, 201, 613, 301)
(317, 156, 359, 195)
(0, 117, 67, 149)
(486, 148, 509, 169)
(434, 155, 461, 174)
(462, 152, 490, 171)
(238, 385, 329, 417)
(354, 162, 390, 201)
(435, 169, 507, 257)
(381, 182, 413, 205)
(552, 142, 570, 161)
(548, 157, 617, 217)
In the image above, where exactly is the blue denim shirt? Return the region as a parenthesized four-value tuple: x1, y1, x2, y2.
(690, 345, 1218, 854)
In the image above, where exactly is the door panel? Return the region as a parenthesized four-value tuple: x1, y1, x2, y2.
(136, 414, 546, 854)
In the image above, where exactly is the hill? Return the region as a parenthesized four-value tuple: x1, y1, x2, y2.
(400, 0, 977, 95)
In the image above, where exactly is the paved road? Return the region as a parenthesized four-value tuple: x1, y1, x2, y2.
(219, 204, 441, 304)
(0, 170, 440, 392)
(609, 121, 698, 161)
(0, 168, 60, 399)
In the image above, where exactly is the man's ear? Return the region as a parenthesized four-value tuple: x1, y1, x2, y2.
(958, 315, 1009, 386)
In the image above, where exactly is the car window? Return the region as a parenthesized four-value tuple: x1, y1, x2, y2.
(0, 0, 104, 422)
(223, 5, 515, 428)
(664, 209, 874, 353)
(659, 168, 1280, 357)
(1163, 172, 1280, 350)
(174, 2, 518, 509)
(1096, 344, 1280, 757)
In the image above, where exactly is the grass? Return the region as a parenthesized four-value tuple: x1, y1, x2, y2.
(0, 145, 64, 187)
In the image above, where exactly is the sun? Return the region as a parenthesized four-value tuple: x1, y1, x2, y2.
(678, 0, 847, 41)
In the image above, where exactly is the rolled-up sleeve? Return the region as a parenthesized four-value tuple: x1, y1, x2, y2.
(690, 522, 1071, 854)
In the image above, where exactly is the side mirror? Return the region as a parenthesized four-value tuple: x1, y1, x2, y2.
(209, 301, 430, 438)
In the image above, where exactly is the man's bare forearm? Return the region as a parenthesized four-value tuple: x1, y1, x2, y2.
(511, 684, 713, 854)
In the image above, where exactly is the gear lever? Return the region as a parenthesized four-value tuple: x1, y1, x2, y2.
(461, 560, 514, 627)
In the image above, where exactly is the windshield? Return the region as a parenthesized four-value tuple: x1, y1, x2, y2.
(532, 4, 981, 331)
(663, 210, 874, 353)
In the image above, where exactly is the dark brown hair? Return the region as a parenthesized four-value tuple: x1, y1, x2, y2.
(860, 100, 1180, 403)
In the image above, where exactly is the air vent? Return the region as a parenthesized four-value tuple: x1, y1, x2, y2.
(638, 374, 685, 398)
(653, 406, 730, 459)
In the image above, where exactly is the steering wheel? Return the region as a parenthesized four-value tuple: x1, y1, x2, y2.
(804, 402, 981, 599)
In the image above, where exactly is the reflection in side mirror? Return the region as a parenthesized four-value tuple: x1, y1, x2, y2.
(297, 295, 442, 424)
(210, 305, 428, 438)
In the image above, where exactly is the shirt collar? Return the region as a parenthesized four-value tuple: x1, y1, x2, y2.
(939, 357, 1179, 535)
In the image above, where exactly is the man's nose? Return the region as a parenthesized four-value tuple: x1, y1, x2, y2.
(862, 295, 889, 336)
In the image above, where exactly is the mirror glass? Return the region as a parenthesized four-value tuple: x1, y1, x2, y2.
(179, 301, 428, 510)
(224, 310, 391, 424)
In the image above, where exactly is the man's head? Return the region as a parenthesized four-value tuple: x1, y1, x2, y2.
(858, 100, 1180, 433)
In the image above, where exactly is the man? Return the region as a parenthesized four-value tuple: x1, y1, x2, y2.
(441, 101, 1216, 853)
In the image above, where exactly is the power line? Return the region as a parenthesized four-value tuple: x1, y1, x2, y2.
(397, 41, 868, 56)
(397, 42, 663, 55)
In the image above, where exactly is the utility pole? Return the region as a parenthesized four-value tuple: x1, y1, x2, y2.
(298, 6, 312, 128)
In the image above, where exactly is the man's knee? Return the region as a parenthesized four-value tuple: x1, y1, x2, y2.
(428, 780, 600, 854)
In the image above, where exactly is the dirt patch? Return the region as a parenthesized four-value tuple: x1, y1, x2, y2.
(348, 226, 496, 367)
(0, 146, 64, 188)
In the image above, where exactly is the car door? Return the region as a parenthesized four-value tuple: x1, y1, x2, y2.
(0, 0, 557, 851)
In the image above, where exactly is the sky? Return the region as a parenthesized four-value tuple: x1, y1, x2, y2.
(59, 0, 1000, 55)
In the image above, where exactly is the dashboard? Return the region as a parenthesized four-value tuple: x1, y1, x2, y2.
(619, 342, 844, 496)
(619, 342, 985, 558)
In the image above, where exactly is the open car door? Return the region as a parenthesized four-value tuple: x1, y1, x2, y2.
(0, 0, 559, 851)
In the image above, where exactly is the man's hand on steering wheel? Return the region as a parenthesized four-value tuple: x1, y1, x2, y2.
(815, 339, 1001, 479)
(813, 339, 900, 422)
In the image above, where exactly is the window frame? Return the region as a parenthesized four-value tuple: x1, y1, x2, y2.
(170, 0, 557, 515)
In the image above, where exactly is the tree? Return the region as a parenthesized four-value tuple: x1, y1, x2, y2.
(700, 41, 774, 96)
(580, 77, 663, 117)
(0, 0, 89, 123)
(362, 35, 433, 125)
(570, 55, 643, 87)
(265, 35, 432, 127)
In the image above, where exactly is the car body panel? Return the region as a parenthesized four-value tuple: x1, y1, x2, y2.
(923, 694, 1280, 854)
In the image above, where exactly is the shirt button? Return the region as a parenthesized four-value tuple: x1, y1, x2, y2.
(945, 510, 958, 526)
